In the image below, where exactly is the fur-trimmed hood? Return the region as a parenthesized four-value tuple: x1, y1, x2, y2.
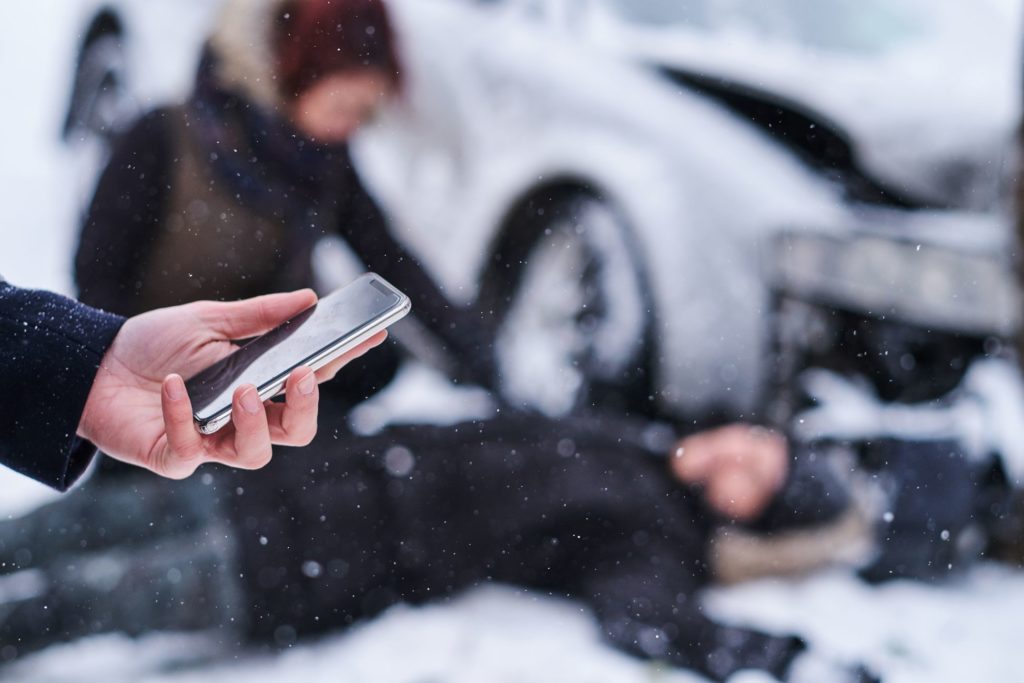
(206, 0, 290, 111)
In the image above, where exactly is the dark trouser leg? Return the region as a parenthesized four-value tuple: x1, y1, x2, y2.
(0, 478, 242, 663)
(0, 478, 216, 574)
(859, 439, 987, 583)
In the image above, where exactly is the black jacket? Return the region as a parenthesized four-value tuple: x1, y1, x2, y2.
(0, 282, 124, 490)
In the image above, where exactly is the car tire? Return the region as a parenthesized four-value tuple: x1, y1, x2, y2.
(478, 187, 655, 417)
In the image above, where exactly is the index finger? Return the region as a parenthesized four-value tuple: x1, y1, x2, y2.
(197, 289, 318, 340)
(313, 330, 388, 383)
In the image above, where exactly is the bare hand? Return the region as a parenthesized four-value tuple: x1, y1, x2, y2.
(77, 289, 386, 479)
(670, 423, 788, 521)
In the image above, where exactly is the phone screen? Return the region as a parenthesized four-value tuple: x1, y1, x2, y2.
(186, 276, 405, 423)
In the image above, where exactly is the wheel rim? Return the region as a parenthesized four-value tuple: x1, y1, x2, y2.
(493, 196, 649, 416)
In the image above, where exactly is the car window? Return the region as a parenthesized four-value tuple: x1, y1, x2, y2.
(598, 0, 927, 54)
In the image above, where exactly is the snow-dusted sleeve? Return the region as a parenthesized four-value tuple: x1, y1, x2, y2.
(0, 283, 125, 491)
(747, 440, 853, 533)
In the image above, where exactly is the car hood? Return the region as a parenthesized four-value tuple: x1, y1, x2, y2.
(587, 1, 1023, 210)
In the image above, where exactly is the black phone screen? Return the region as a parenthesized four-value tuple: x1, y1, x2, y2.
(186, 277, 403, 421)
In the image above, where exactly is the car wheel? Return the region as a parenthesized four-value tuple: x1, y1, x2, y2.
(63, 28, 134, 144)
(479, 188, 655, 417)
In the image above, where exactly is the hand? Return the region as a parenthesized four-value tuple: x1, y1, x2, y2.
(77, 289, 386, 479)
(670, 423, 788, 521)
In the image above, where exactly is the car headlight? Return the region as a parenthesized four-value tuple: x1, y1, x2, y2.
(769, 230, 1021, 337)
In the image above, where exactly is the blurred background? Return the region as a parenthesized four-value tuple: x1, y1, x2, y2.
(3, 1, 1024, 681)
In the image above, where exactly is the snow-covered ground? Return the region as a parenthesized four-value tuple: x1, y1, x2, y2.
(2, 2, 1024, 681)
(5, 568, 1024, 683)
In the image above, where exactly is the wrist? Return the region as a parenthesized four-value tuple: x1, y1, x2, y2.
(76, 342, 122, 444)
(76, 365, 104, 442)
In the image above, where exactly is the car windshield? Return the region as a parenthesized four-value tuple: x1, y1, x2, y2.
(598, 0, 928, 54)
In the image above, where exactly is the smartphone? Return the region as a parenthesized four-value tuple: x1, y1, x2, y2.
(185, 273, 411, 435)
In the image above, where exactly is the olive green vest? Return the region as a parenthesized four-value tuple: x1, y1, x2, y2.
(134, 107, 312, 310)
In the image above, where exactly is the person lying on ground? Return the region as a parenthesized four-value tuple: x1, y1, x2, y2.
(0, 414, 875, 683)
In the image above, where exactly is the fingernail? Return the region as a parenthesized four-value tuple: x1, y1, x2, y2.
(298, 371, 316, 396)
(166, 375, 186, 401)
(240, 387, 261, 415)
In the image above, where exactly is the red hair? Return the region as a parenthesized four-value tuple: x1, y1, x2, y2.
(275, 0, 402, 99)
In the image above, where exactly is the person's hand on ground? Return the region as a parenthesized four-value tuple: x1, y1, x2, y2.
(77, 289, 386, 478)
(670, 423, 788, 521)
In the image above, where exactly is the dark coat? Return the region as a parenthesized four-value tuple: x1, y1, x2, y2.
(223, 414, 805, 681)
(0, 282, 124, 490)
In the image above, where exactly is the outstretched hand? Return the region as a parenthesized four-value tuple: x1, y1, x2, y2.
(77, 289, 386, 479)
(670, 423, 789, 521)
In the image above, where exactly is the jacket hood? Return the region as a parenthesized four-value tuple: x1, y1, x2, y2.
(207, 0, 290, 111)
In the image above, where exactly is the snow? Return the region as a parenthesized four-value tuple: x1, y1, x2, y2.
(707, 565, 1024, 683)
(349, 361, 498, 435)
(5, 586, 698, 683)
(796, 359, 1024, 486)
(7, 570, 1024, 683)
(2, 2, 1023, 682)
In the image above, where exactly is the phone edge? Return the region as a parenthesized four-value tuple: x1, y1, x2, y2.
(194, 276, 411, 435)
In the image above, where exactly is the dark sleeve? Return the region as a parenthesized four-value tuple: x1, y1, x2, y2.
(336, 167, 497, 387)
(746, 440, 853, 532)
(0, 282, 125, 491)
(75, 109, 174, 316)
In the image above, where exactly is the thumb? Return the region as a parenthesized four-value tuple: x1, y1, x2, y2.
(198, 289, 318, 340)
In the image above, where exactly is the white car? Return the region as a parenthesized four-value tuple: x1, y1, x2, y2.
(495, 0, 1024, 211)
(354, 0, 1021, 421)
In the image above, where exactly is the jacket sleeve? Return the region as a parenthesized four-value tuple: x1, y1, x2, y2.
(746, 440, 853, 533)
(336, 165, 497, 388)
(0, 282, 125, 491)
(75, 109, 174, 316)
